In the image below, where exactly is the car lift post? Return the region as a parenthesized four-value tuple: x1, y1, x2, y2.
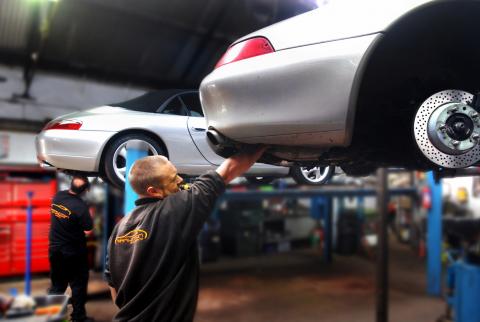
(376, 168, 389, 322)
(124, 140, 149, 214)
(102, 185, 109, 271)
(25, 191, 34, 296)
(427, 171, 443, 296)
(310, 196, 332, 263)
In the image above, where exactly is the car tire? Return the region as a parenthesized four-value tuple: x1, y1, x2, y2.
(103, 133, 165, 188)
(290, 165, 334, 185)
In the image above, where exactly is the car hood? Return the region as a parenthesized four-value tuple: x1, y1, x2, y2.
(235, 0, 434, 50)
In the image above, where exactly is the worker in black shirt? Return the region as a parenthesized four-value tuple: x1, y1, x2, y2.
(105, 148, 265, 322)
(48, 175, 94, 322)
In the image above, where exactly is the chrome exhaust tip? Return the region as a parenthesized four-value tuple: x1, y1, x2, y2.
(206, 128, 238, 158)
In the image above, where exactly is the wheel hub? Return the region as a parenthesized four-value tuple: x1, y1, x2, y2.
(414, 90, 480, 168)
(427, 102, 480, 156)
(446, 113, 474, 141)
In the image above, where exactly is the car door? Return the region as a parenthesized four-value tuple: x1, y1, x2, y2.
(154, 94, 212, 168)
(181, 92, 224, 166)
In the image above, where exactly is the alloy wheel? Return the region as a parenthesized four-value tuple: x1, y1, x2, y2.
(112, 141, 158, 183)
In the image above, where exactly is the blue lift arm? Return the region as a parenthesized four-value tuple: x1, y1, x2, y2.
(123, 141, 150, 215)
(427, 171, 443, 296)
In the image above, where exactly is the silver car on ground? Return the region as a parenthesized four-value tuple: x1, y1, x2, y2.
(200, 0, 480, 175)
(36, 90, 334, 187)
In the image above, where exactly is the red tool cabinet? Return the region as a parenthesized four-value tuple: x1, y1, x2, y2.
(0, 174, 56, 277)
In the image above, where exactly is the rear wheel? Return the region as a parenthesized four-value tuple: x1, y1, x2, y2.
(290, 165, 334, 185)
(102, 133, 165, 188)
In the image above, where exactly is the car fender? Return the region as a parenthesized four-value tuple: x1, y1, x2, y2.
(90, 113, 212, 173)
(235, 0, 434, 50)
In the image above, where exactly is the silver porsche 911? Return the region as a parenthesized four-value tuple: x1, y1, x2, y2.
(36, 90, 334, 187)
(200, 0, 480, 175)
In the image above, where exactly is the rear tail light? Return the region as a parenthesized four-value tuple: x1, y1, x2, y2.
(43, 120, 82, 131)
(215, 37, 275, 69)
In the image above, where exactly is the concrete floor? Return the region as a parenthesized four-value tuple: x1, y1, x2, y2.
(1, 240, 444, 322)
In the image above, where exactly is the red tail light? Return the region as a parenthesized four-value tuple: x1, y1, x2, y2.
(43, 120, 82, 131)
(215, 37, 275, 69)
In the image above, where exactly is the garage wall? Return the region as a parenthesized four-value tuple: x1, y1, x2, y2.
(0, 131, 37, 165)
(0, 64, 149, 122)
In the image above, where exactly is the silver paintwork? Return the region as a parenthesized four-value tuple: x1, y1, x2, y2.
(36, 129, 115, 171)
(235, 0, 433, 51)
(35, 105, 289, 177)
(201, 35, 377, 147)
(199, 0, 455, 153)
(414, 90, 480, 168)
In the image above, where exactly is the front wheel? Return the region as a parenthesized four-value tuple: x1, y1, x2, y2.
(102, 133, 165, 188)
(290, 165, 334, 186)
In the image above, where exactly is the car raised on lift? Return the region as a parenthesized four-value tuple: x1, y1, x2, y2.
(36, 90, 335, 187)
(200, 0, 480, 175)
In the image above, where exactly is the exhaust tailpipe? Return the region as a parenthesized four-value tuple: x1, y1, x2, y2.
(206, 129, 239, 158)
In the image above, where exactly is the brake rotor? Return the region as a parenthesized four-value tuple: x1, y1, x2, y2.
(414, 89, 480, 168)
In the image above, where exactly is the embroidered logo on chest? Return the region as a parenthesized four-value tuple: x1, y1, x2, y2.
(115, 229, 149, 245)
(51, 204, 71, 219)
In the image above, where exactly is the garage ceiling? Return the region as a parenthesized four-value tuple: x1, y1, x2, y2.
(0, 0, 316, 88)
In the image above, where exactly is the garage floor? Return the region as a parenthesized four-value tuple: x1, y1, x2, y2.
(78, 238, 443, 322)
(0, 238, 443, 321)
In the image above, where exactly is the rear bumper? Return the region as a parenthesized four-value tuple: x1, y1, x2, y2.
(200, 34, 378, 147)
(36, 130, 116, 172)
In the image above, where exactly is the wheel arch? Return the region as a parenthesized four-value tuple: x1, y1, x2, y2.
(343, 0, 480, 168)
(97, 129, 169, 174)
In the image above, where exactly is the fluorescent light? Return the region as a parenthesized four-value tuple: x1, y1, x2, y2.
(315, 0, 329, 7)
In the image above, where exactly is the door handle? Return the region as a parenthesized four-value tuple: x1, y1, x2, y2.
(191, 127, 206, 132)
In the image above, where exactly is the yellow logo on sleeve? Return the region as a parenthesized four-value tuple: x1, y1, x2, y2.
(51, 204, 72, 219)
(115, 229, 149, 245)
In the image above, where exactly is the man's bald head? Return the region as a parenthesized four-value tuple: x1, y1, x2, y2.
(70, 175, 90, 195)
(129, 155, 174, 196)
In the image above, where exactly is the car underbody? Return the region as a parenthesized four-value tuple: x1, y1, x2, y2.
(206, 1, 480, 177)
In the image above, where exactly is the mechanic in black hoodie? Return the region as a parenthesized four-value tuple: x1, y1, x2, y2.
(105, 148, 265, 322)
(48, 175, 94, 322)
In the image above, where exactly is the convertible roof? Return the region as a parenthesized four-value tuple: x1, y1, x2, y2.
(111, 89, 194, 112)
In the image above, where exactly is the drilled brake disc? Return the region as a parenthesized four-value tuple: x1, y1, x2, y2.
(413, 89, 480, 168)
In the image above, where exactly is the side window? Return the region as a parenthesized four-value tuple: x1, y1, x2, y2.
(158, 97, 187, 116)
(180, 93, 203, 117)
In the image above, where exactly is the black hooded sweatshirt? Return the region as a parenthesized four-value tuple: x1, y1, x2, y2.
(49, 190, 93, 255)
(105, 171, 225, 322)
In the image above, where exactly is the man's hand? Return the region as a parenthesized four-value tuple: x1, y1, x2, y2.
(216, 146, 267, 184)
